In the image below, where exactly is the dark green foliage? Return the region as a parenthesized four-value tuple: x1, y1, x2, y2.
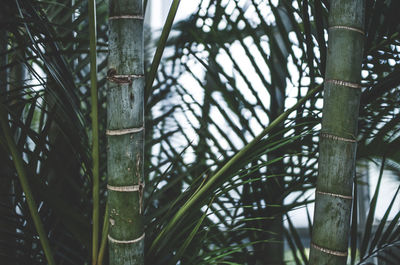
(0, 0, 399, 265)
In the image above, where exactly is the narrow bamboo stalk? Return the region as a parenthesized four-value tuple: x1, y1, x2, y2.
(144, 0, 181, 101)
(97, 204, 109, 265)
(88, 0, 100, 264)
(309, 1, 365, 265)
(0, 105, 56, 265)
(107, 0, 144, 264)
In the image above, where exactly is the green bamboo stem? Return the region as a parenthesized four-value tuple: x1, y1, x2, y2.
(88, 0, 100, 263)
(309, 1, 365, 265)
(149, 84, 323, 254)
(97, 204, 109, 265)
(0, 105, 56, 265)
(107, 0, 145, 264)
(144, 0, 181, 101)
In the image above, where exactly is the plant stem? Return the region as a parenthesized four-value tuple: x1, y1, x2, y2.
(309, 1, 365, 264)
(144, 0, 181, 101)
(107, 0, 145, 264)
(97, 203, 109, 265)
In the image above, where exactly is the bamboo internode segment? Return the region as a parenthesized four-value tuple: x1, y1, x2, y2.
(106, 127, 144, 136)
(108, 233, 145, 244)
(107, 184, 144, 192)
(320, 132, 357, 143)
(329, 25, 365, 35)
(325, 79, 362, 89)
(316, 190, 353, 200)
(109, 15, 144, 20)
(311, 243, 348, 257)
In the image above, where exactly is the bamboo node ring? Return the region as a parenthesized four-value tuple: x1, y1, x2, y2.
(311, 243, 348, 257)
(325, 79, 361, 89)
(107, 69, 144, 84)
(107, 183, 144, 192)
(329, 25, 365, 35)
(106, 127, 144, 136)
(108, 233, 145, 244)
(320, 133, 356, 143)
(316, 190, 353, 200)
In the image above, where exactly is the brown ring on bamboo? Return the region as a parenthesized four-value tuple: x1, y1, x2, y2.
(107, 74, 144, 84)
(320, 132, 357, 143)
(325, 79, 362, 89)
(329, 25, 365, 35)
(108, 233, 145, 244)
(106, 127, 144, 136)
(316, 190, 353, 200)
(311, 243, 348, 257)
(109, 15, 144, 20)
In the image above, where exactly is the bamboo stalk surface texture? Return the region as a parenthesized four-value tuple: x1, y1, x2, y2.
(107, 0, 144, 264)
(310, 1, 365, 265)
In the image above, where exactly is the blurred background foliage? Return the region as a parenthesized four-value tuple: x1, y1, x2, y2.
(0, 0, 400, 264)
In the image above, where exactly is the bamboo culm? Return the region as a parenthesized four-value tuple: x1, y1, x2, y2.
(309, 1, 365, 265)
(107, 0, 145, 264)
